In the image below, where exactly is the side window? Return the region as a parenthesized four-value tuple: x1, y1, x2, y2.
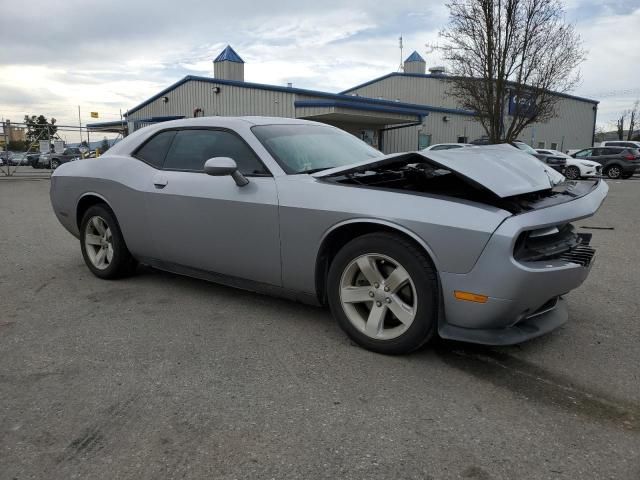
(134, 131, 176, 168)
(163, 129, 268, 175)
(575, 149, 592, 158)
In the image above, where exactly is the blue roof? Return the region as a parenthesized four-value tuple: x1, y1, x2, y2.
(341, 72, 599, 104)
(124, 75, 474, 118)
(214, 45, 244, 64)
(405, 51, 425, 63)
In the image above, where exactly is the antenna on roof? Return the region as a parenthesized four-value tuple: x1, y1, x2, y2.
(398, 35, 404, 72)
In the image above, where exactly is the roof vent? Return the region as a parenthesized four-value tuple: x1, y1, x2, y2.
(213, 45, 244, 82)
(404, 51, 426, 75)
(429, 66, 446, 75)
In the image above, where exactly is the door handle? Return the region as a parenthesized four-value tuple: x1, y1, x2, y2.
(153, 175, 168, 188)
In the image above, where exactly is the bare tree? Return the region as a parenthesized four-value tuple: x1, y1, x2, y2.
(440, 0, 585, 143)
(616, 114, 625, 140)
(627, 100, 638, 141)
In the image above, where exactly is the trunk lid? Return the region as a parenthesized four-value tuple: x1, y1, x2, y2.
(314, 144, 561, 198)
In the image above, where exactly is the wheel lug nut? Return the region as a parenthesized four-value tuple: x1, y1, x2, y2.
(368, 291, 374, 298)
(376, 301, 382, 307)
(384, 286, 389, 292)
(385, 298, 391, 303)
(374, 283, 379, 288)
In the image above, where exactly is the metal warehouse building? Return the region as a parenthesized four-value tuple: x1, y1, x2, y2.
(107, 46, 598, 153)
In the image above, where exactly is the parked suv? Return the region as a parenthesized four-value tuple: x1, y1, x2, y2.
(38, 147, 82, 170)
(600, 140, 640, 150)
(572, 147, 640, 179)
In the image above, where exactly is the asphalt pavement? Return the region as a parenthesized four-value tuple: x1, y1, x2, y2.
(1, 177, 639, 479)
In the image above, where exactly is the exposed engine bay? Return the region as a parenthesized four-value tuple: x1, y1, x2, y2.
(323, 157, 599, 215)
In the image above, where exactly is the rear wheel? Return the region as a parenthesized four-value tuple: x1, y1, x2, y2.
(80, 204, 137, 279)
(327, 232, 438, 355)
(564, 165, 580, 180)
(50, 159, 60, 170)
(605, 165, 622, 179)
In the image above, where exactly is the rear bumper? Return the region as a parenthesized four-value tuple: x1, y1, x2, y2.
(437, 179, 608, 345)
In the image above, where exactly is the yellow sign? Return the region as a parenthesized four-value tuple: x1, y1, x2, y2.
(90, 112, 99, 118)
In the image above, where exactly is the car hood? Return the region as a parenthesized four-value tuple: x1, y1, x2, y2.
(314, 143, 560, 198)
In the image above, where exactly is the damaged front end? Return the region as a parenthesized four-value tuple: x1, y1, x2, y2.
(315, 145, 609, 345)
(317, 149, 601, 215)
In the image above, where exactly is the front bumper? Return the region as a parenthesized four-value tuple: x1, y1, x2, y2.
(437, 179, 608, 345)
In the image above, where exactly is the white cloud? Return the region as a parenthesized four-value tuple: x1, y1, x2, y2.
(0, 0, 637, 141)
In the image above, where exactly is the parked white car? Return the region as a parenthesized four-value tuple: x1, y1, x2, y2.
(422, 143, 472, 151)
(536, 149, 601, 180)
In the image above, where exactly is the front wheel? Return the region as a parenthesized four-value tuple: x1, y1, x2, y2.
(327, 232, 438, 355)
(80, 204, 137, 279)
(50, 159, 60, 170)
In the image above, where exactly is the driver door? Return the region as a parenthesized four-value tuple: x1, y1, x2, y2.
(144, 128, 282, 287)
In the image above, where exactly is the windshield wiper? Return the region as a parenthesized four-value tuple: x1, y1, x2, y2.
(299, 167, 330, 174)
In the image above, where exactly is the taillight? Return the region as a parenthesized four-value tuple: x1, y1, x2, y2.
(624, 154, 635, 161)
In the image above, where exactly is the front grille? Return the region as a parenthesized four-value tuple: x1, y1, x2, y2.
(559, 244, 596, 267)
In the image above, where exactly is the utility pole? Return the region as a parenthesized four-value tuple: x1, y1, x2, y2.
(2, 120, 9, 176)
(77, 105, 82, 145)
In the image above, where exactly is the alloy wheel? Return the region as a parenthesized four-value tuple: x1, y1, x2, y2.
(339, 253, 417, 340)
(84, 216, 114, 270)
(565, 166, 580, 180)
(607, 166, 621, 179)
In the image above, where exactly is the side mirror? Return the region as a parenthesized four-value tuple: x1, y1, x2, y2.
(203, 157, 249, 186)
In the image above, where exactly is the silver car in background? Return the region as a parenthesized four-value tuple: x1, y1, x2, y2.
(50, 117, 608, 354)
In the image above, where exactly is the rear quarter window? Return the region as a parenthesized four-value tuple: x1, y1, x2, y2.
(134, 131, 177, 168)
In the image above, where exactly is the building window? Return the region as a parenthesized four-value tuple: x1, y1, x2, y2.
(550, 142, 558, 150)
(457, 136, 468, 143)
(537, 141, 546, 149)
(418, 133, 431, 150)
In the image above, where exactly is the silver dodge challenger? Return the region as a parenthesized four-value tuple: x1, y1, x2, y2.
(50, 117, 608, 354)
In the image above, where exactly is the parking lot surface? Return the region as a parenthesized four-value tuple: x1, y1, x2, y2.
(1, 177, 639, 479)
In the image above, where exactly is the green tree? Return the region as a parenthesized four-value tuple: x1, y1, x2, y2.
(8, 140, 26, 151)
(23, 115, 57, 144)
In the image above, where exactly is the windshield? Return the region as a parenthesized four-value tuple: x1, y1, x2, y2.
(513, 142, 538, 154)
(252, 124, 383, 174)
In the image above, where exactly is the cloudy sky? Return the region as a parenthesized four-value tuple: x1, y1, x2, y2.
(1, 0, 638, 142)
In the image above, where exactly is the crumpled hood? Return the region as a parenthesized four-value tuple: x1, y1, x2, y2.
(314, 143, 561, 198)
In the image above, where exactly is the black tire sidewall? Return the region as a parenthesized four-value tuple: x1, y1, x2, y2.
(80, 204, 135, 279)
(327, 233, 438, 355)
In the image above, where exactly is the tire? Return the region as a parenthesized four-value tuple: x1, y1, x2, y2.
(80, 204, 137, 279)
(50, 159, 60, 170)
(605, 165, 622, 179)
(564, 165, 580, 180)
(327, 232, 438, 355)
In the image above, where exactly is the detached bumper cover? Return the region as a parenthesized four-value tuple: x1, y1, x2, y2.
(439, 297, 568, 346)
(438, 179, 608, 345)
